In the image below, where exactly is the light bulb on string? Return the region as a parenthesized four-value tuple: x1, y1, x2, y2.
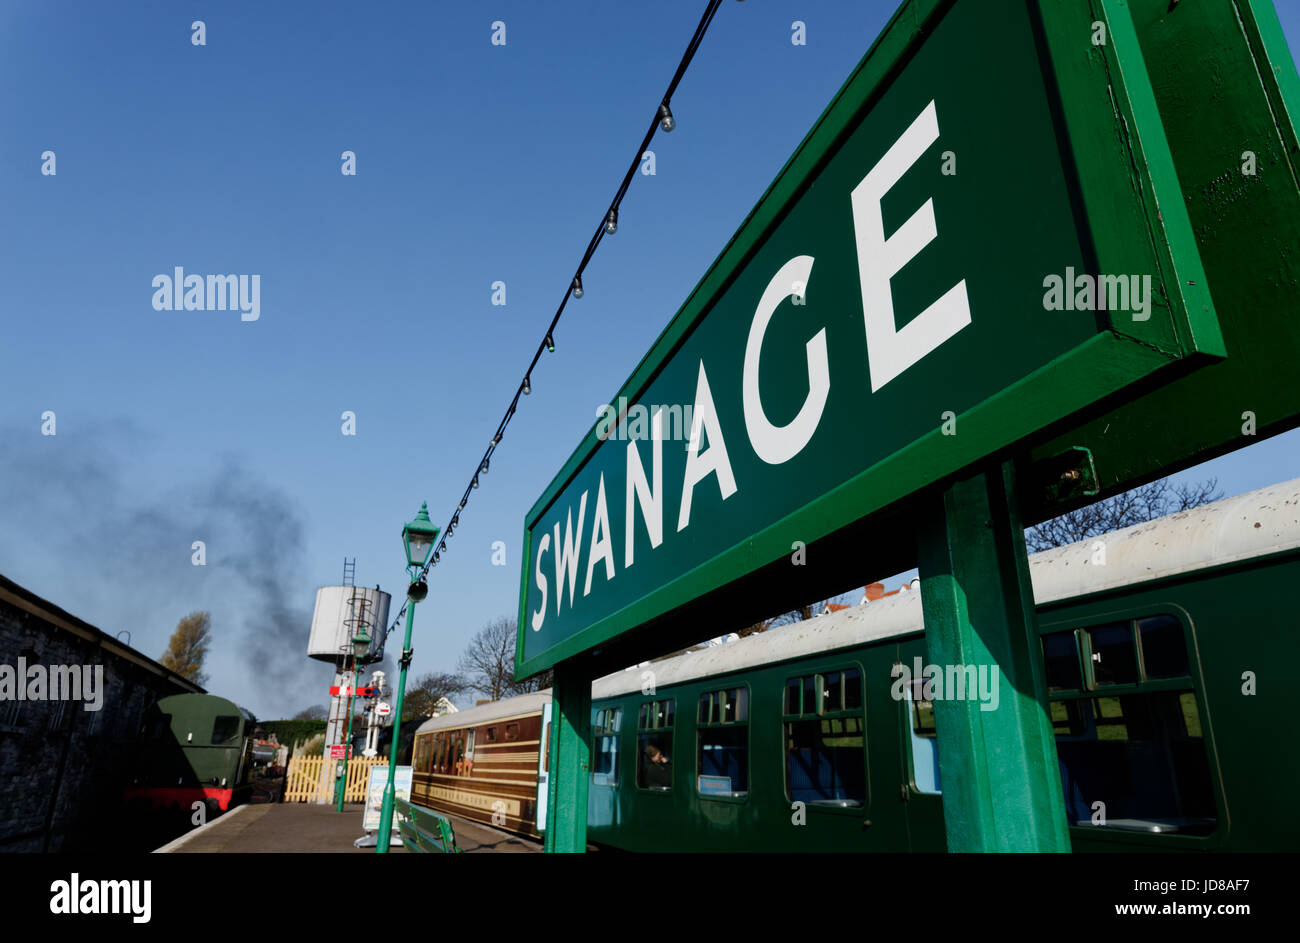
(659, 103, 676, 133)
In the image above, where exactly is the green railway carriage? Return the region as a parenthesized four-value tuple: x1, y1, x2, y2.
(579, 478, 1300, 852)
(409, 479, 1299, 851)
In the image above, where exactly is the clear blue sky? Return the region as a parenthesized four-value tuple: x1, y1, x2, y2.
(3, 1, 1299, 719)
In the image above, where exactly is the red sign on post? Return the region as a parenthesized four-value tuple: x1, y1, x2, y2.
(329, 745, 350, 760)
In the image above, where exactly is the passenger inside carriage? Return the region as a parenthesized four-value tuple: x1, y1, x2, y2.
(642, 742, 672, 789)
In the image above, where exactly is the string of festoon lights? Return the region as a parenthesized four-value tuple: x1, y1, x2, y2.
(381, 0, 726, 647)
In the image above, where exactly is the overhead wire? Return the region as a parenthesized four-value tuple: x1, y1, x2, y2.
(382, 0, 726, 649)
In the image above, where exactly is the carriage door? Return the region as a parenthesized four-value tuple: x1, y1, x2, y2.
(535, 703, 552, 833)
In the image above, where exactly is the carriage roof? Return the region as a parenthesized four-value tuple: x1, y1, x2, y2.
(414, 477, 1300, 713)
(588, 476, 1300, 700)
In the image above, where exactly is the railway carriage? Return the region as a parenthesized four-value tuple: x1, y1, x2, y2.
(411, 692, 550, 837)
(412, 477, 1300, 851)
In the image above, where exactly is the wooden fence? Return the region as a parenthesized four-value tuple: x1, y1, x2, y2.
(284, 755, 387, 803)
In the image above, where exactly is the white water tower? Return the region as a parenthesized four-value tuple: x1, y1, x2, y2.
(308, 585, 391, 668)
(308, 578, 391, 801)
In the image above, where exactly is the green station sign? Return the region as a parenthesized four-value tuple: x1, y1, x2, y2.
(517, 0, 1224, 676)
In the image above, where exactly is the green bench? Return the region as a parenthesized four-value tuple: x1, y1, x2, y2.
(396, 798, 463, 853)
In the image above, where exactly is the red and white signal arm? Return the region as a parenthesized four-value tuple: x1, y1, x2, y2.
(376, 702, 391, 717)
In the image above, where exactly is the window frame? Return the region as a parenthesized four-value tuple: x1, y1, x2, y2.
(211, 714, 242, 746)
(695, 684, 751, 804)
(1037, 603, 1225, 848)
(899, 672, 941, 797)
(781, 661, 869, 817)
(634, 697, 676, 795)
(590, 706, 623, 788)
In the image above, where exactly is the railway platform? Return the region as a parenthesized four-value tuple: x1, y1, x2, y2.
(154, 802, 542, 854)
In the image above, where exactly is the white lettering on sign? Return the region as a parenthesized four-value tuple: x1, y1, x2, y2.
(531, 98, 970, 635)
(530, 533, 550, 631)
(553, 491, 588, 614)
(851, 99, 970, 392)
(625, 409, 664, 568)
(677, 360, 737, 531)
(743, 255, 829, 465)
(584, 473, 616, 596)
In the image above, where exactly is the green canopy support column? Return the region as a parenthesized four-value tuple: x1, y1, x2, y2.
(543, 659, 591, 853)
(917, 460, 1069, 852)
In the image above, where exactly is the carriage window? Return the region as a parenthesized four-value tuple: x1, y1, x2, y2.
(784, 670, 866, 808)
(1088, 622, 1139, 686)
(1047, 615, 1190, 693)
(1055, 691, 1215, 834)
(1139, 616, 1190, 679)
(1045, 612, 1215, 836)
(637, 699, 675, 791)
(1043, 631, 1083, 691)
(486, 726, 497, 743)
(843, 670, 862, 710)
(591, 707, 622, 786)
(211, 715, 240, 745)
(697, 688, 748, 798)
(784, 679, 801, 714)
(1050, 700, 1084, 737)
(505, 723, 519, 741)
(907, 680, 940, 795)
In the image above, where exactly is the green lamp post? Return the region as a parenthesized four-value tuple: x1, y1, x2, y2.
(334, 623, 372, 811)
(375, 502, 438, 852)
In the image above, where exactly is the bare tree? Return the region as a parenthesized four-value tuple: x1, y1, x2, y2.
(458, 617, 552, 701)
(1025, 477, 1222, 553)
(403, 671, 471, 720)
(160, 611, 212, 685)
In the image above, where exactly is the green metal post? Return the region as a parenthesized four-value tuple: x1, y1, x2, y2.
(375, 601, 417, 853)
(543, 659, 591, 853)
(916, 460, 1069, 852)
(335, 660, 358, 811)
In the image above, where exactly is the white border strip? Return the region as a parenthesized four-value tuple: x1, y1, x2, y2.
(152, 802, 252, 853)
